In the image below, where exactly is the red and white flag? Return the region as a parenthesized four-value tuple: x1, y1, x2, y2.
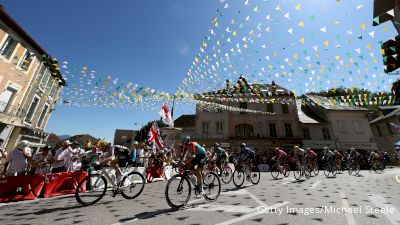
(148, 122, 164, 151)
(160, 102, 174, 127)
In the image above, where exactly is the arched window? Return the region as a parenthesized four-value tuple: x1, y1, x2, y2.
(235, 124, 254, 137)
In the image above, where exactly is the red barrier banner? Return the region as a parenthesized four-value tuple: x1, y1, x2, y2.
(0, 175, 45, 203)
(42, 171, 87, 198)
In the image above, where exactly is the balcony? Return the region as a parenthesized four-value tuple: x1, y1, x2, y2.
(0, 101, 27, 126)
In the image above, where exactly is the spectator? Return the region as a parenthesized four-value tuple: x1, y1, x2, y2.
(1, 140, 32, 177)
(395, 147, 400, 166)
(0, 138, 7, 162)
(136, 143, 145, 167)
(143, 147, 151, 168)
(31, 145, 53, 174)
(130, 141, 139, 166)
(52, 140, 73, 173)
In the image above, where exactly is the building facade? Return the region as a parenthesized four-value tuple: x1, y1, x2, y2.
(192, 76, 301, 152)
(300, 95, 377, 154)
(370, 106, 399, 156)
(114, 129, 137, 148)
(0, 5, 65, 155)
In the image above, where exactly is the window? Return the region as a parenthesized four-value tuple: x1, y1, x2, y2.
(337, 120, 347, 133)
(235, 124, 254, 137)
(239, 102, 247, 114)
(25, 96, 40, 123)
(282, 104, 289, 114)
(284, 123, 293, 137)
(50, 82, 59, 99)
(376, 125, 382, 137)
(37, 104, 49, 128)
(269, 123, 277, 137)
(303, 127, 311, 139)
(322, 128, 331, 140)
(40, 70, 52, 90)
(0, 86, 17, 112)
(35, 64, 47, 82)
(46, 77, 54, 92)
(352, 120, 363, 134)
(0, 35, 18, 59)
(386, 122, 393, 135)
(18, 51, 33, 71)
(216, 122, 223, 134)
(202, 122, 209, 135)
(266, 103, 274, 113)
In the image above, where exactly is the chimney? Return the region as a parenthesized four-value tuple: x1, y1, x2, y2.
(271, 81, 277, 93)
(226, 79, 230, 93)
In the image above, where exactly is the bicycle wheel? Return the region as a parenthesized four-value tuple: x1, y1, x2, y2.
(304, 165, 311, 179)
(250, 166, 260, 185)
(75, 174, 107, 206)
(324, 163, 331, 177)
(294, 165, 302, 180)
(233, 170, 245, 187)
(165, 174, 191, 209)
(203, 171, 221, 201)
(120, 171, 146, 199)
(313, 164, 319, 176)
(348, 163, 353, 175)
(203, 171, 216, 186)
(354, 164, 360, 175)
(332, 166, 337, 176)
(283, 164, 290, 177)
(270, 166, 279, 179)
(221, 166, 233, 184)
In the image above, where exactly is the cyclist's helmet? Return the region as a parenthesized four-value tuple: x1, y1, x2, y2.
(306, 148, 311, 152)
(350, 147, 355, 152)
(182, 136, 191, 144)
(214, 143, 220, 148)
(274, 147, 279, 152)
(324, 146, 329, 151)
(240, 143, 246, 148)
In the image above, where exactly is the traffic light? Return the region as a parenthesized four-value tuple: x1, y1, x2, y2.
(381, 35, 400, 73)
(392, 80, 400, 105)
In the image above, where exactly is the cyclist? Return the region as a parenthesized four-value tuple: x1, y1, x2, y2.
(180, 136, 207, 198)
(368, 151, 379, 168)
(239, 143, 255, 181)
(209, 143, 228, 175)
(293, 146, 305, 167)
(305, 148, 317, 168)
(349, 148, 361, 164)
(334, 150, 342, 169)
(322, 147, 335, 165)
(97, 140, 124, 183)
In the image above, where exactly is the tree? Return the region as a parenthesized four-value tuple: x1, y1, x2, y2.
(134, 120, 166, 143)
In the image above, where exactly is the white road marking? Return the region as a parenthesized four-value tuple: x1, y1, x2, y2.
(214, 201, 289, 225)
(368, 194, 400, 225)
(281, 177, 295, 185)
(187, 204, 256, 213)
(395, 174, 400, 184)
(309, 181, 321, 189)
(340, 192, 357, 225)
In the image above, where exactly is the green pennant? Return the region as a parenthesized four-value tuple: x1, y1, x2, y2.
(357, 36, 363, 40)
(309, 15, 315, 21)
(373, 17, 380, 25)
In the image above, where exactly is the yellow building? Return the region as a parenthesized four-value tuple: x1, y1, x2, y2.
(0, 5, 66, 157)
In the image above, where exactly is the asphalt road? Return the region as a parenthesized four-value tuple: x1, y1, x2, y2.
(1, 168, 399, 225)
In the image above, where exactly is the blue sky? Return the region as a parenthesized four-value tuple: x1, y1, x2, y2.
(1, 0, 220, 141)
(1, 0, 398, 141)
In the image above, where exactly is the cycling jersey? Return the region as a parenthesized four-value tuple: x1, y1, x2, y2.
(335, 152, 342, 160)
(349, 151, 360, 159)
(276, 149, 287, 158)
(214, 147, 227, 159)
(184, 142, 207, 169)
(306, 150, 317, 158)
(243, 147, 255, 159)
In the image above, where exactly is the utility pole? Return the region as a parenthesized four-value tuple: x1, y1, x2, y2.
(171, 94, 176, 119)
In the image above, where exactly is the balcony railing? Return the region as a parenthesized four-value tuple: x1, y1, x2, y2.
(0, 101, 27, 119)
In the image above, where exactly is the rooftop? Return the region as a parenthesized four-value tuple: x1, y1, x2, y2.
(174, 114, 195, 128)
(370, 107, 400, 124)
(296, 100, 327, 124)
(305, 95, 368, 111)
(197, 76, 294, 98)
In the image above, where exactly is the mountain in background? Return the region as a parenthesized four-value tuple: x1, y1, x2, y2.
(58, 135, 71, 140)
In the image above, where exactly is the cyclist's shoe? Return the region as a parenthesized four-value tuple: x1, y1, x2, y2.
(194, 186, 204, 198)
(246, 174, 251, 182)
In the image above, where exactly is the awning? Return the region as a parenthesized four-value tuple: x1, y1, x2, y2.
(373, 0, 395, 26)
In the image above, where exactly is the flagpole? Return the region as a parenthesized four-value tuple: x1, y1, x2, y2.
(171, 94, 176, 118)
